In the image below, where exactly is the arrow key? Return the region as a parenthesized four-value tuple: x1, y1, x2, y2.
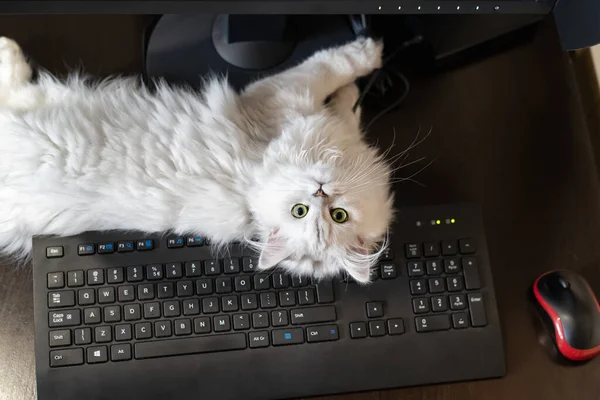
(387, 318, 405, 335)
(350, 322, 367, 339)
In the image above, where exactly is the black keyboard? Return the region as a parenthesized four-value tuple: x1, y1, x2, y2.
(33, 203, 506, 400)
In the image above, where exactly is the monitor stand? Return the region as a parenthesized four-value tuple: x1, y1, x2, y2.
(143, 15, 361, 91)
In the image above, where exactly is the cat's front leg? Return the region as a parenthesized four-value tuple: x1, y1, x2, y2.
(328, 83, 362, 125)
(242, 37, 383, 113)
(0, 37, 43, 110)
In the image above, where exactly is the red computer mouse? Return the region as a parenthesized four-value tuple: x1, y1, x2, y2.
(532, 270, 600, 362)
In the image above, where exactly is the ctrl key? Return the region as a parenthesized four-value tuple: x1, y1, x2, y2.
(50, 348, 83, 368)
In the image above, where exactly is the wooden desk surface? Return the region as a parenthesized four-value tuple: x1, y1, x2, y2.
(0, 15, 599, 400)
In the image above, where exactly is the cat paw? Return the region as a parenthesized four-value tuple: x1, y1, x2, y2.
(342, 37, 384, 74)
(0, 37, 32, 87)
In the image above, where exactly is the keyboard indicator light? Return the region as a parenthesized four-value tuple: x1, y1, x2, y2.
(451, 218, 456, 224)
(436, 220, 441, 225)
(284, 333, 292, 340)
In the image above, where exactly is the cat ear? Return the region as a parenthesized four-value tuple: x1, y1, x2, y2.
(258, 229, 294, 270)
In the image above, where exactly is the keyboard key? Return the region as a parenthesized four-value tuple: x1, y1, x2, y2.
(468, 293, 487, 327)
(47, 272, 64, 289)
(415, 315, 451, 332)
(366, 302, 384, 318)
(254, 274, 271, 290)
(380, 247, 394, 261)
(104, 306, 121, 322)
(405, 243, 420, 258)
(97, 287, 115, 304)
(306, 324, 339, 343)
(271, 310, 289, 327)
(184, 261, 202, 277)
(279, 291, 296, 307)
(134, 333, 247, 359)
(447, 276, 464, 292)
(410, 279, 427, 295)
(194, 317, 211, 334)
(216, 277, 233, 294)
(74, 328, 92, 345)
(315, 280, 335, 303)
(49, 310, 80, 328)
(174, 319, 192, 336)
(260, 292, 277, 308)
(214, 315, 231, 332)
(463, 257, 481, 289)
(143, 302, 161, 319)
(412, 298, 429, 314)
(48, 290, 75, 308)
(292, 276, 309, 288)
(350, 322, 367, 338)
(126, 266, 144, 282)
(176, 281, 194, 297)
(249, 331, 270, 348)
(428, 278, 445, 294)
(67, 271, 84, 287)
(452, 312, 470, 329)
(272, 272, 290, 289)
(183, 299, 200, 316)
(459, 238, 476, 254)
(46, 246, 64, 259)
(450, 294, 467, 310)
(297, 289, 315, 306)
(137, 284, 155, 300)
(117, 241, 135, 252)
(49, 329, 71, 347)
(50, 348, 83, 367)
(423, 242, 440, 257)
(136, 239, 154, 251)
(222, 296, 239, 312)
(167, 236, 185, 248)
(98, 243, 115, 254)
(186, 237, 204, 247)
(444, 258, 461, 274)
(431, 296, 448, 312)
(111, 344, 132, 361)
(87, 269, 104, 285)
(84, 307, 101, 324)
(380, 263, 397, 279)
(204, 260, 221, 276)
(441, 240, 457, 255)
(115, 324, 132, 341)
(223, 258, 240, 274)
(252, 312, 270, 328)
(290, 306, 336, 325)
(135, 322, 152, 339)
(77, 244, 95, 256)
(157, 282, 175, 299)
(87, 346, 108, 363)
(94, 326, 112, 343)
(155, 320, 173, 338)
(196, 279, 213, 295)
(242, 257, 258, 272)
(233, 313, 250, 330)
(107, 267, 124, 284)
(272, 328, 304, 346)
(202, 297, 219, 314)
(78, 289, 95, 306)
(166, 263, 183, 279)
(387, 319, 405, 335)
(117, 285, 135, 302)
(241, 294, 258, 310)
(146, 264, 163, 280)
(234, 276, 251, 292)
(123, 304, 141, 321)
(368, 320, 386, 337)
(163, 300, 181, 317)
(407, 261, 424, 277)
(425, 260, 442, 275)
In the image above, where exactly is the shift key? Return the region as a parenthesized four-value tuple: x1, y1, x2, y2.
(291, 306, 336, 325)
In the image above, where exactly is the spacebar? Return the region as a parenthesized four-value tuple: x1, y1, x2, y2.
(134, 333, 247, 360)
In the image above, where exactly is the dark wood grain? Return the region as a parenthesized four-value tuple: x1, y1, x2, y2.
(0, 14, 599, 400)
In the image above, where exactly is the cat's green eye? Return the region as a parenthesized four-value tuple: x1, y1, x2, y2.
(291, 204, 309, 219)
(331, 208, 348, 223)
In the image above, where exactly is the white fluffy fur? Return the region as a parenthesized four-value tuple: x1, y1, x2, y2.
(0, 36, 394, 283)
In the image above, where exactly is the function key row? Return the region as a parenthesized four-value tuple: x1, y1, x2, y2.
(405, 238, 475, 259)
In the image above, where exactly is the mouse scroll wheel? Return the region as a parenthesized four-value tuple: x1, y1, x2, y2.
(558, 278, 570, 289)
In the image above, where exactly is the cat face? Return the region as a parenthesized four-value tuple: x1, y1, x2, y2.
(249, 114, 394, 283)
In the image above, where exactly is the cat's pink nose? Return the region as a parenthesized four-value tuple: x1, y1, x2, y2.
(314, 188, 328, 197)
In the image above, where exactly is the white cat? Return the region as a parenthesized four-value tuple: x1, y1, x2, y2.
(0, 36, 394, 283)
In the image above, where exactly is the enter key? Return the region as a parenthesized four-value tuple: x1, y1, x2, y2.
(467, 293, 487, 327)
